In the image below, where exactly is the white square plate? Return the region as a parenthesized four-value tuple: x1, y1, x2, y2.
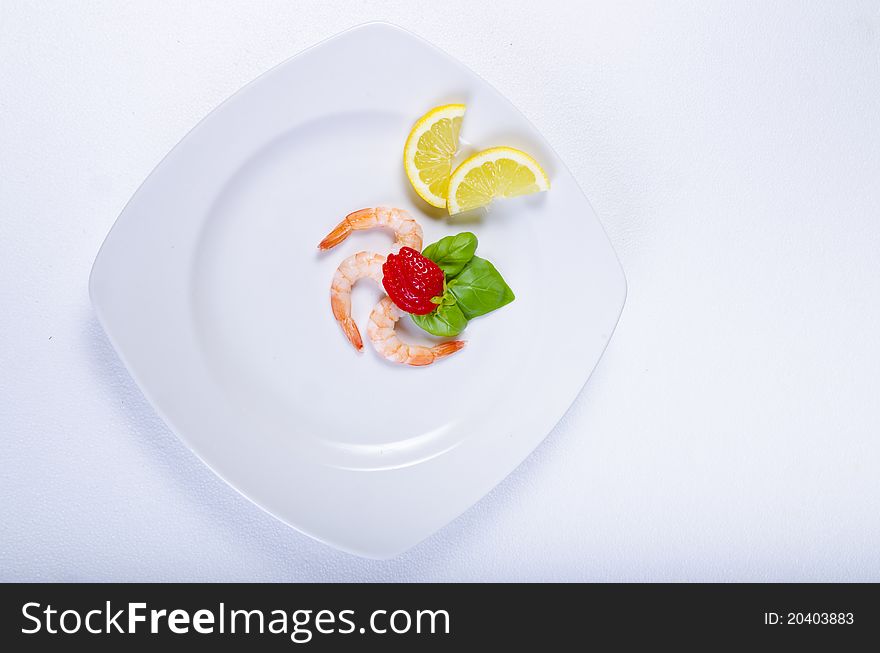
(90, 23, 626, 558)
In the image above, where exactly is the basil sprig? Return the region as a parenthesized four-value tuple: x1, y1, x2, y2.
(449, 256, 516, 319)
(411, 302, 468, 337)
(411, 232, 515, 337)
(422, 231, 478, 277)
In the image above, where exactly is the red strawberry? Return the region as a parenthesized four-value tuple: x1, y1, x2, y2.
(382, 247, 445, 315)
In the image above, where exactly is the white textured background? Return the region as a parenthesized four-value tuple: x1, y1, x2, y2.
(2, 1, 880, 581)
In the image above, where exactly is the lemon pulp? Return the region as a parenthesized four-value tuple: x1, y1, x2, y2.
(403, 104, 466, 208)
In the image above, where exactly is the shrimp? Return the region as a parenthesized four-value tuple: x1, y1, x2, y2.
(322, 207, 424, 351)
(330, 251, 386, 350)
(367, 297, 465, 366)
(318, 207, 423, 252)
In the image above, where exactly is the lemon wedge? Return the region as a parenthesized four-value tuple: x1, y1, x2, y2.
(404, 104, 465, 208)
(446, 147, 550, 214)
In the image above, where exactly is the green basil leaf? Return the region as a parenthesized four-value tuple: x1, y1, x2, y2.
(411, 302, 468, 337)
(422, 232, 478, 278)
(448, 256, 515, 319)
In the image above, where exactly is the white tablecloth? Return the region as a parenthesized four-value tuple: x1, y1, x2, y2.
(2, 0, 879, 581)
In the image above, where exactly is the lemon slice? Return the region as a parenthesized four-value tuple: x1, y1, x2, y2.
(446, 147, 550, 214)
(404, 104, 466, 208)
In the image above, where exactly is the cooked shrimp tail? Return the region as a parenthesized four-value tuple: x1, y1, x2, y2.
(429, 340, 467, 361)
(335, 315, 363, 351)
(318, 219, 354, 251)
